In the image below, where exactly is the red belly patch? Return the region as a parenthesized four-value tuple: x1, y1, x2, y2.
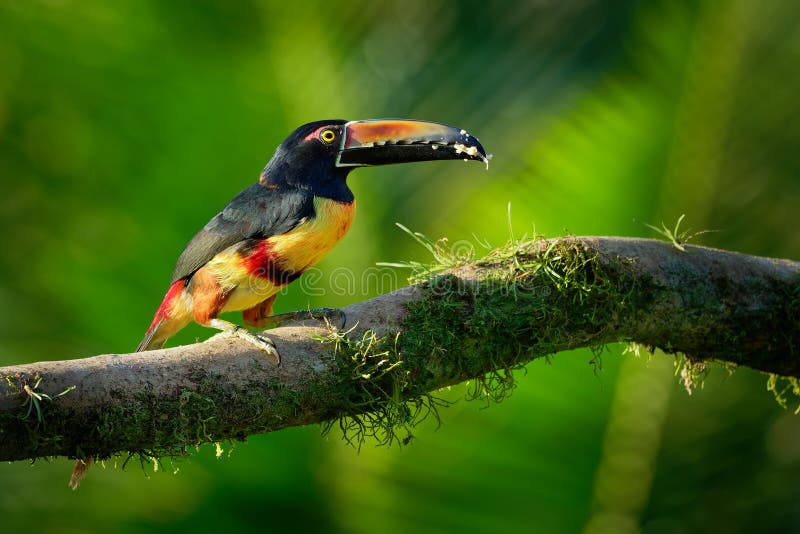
(241, 240, 303, 285)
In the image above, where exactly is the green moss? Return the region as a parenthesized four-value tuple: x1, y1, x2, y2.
(318, 236, 644, 447)
(401, 237, 635, 375)
(3, 374, 76, 426)
(767, 374, 800, 414)
(49, 368, 291, 464)
(0, 374, 77, 459)
(319, 329, 448, 449)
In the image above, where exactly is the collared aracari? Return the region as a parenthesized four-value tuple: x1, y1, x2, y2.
(137, 118, 488, 356)
(69, 119, 487, 489)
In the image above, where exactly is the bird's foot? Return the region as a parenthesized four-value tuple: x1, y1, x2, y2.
(209, 318, 280, 365)
(258, 308, 346, 330)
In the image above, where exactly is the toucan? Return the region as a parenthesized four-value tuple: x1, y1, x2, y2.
(69, 119, 488, 488)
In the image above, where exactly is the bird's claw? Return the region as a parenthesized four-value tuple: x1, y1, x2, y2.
(232, 328, 280, 365)
(209, 318, 280, 365)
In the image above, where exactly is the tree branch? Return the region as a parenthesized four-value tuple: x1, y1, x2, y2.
(1, 237, 798, 462)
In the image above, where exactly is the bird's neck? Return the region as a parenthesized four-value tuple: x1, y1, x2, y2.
(259, 159, 354, 204)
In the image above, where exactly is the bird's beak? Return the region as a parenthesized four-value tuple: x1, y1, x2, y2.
(336, 119, 490, 169)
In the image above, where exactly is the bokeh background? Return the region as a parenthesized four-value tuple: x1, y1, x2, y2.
(1, 1, 799, 532)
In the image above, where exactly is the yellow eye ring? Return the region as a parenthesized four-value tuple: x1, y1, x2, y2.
(320, 129, 336, 143)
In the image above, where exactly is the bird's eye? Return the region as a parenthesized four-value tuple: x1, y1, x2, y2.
(320, 128, 336, 144)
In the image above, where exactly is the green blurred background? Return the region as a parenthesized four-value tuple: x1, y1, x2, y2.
(1, 1, 799, 532)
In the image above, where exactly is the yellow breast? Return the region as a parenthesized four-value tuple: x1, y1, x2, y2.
(268, 196, 356, 273)
(214, 196, 355, 313)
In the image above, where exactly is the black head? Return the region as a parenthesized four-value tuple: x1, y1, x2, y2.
(260, 119, 349, 192)
(260, 119, 489, 201)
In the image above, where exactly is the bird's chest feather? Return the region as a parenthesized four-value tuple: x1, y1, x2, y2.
(205, 197, 355, 313)
(268, 196, 356, 272)
(234, 196, 355, 285)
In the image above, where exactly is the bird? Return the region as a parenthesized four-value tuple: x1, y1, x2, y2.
(68, 118, 488, 489)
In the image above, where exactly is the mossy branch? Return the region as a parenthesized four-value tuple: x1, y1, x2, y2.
(1, 236, 798, 463)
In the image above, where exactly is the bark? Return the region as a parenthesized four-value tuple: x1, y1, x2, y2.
(0, 237, 798, 462)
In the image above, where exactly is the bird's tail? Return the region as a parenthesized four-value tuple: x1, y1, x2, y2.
(136, 320, 169, 352)
(69, 280, 189, 489)
(137, 279, 189, 352)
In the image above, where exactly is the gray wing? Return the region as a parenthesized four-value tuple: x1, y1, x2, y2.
(169, 184, 314, 284)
